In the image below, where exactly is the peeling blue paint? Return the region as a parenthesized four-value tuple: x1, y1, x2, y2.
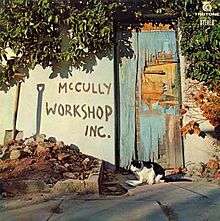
(119, 30, 179, 167)
(139, 114, 166, 160)
(119, 33, 137, 167)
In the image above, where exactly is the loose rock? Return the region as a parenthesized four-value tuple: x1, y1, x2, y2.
(69, 144, 80, 152)
(64, 163, 70, 168)
(23, 146, 32, 154)
(57, 153, 71, 161)
(63, 172, 77, 179)
(24, 137, 35, 146)
(10, 149, 21, 160)
(56, 141, 65, 149)
(36, 142, 47, 156)
(48, 137, 57, 143)
(207, 159, 219, 170)
(53, 179, 85, 193)
(82, 158, 90, 168)
(35, 134, 46, 143)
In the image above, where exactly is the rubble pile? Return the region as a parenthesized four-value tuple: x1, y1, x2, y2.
(187, 158, 220, 183)
(0, 135, 99, 186)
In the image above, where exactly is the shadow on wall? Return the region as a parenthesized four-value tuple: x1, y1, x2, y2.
(36, 84, 45, 135)
(205, 125, 220, 141)
(48, 31, 134, 79)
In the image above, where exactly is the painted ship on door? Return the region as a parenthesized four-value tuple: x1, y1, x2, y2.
(119, 23, 183, 168)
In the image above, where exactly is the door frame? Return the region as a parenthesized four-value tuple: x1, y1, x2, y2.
(113, 17, 184, 170)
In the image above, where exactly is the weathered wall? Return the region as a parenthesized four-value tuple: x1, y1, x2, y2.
(180, 55, 215, 166)
(0, 58, 115, 163)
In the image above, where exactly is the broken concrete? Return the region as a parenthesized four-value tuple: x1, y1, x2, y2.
(52, 160, 102, 194)
(1, 180, 48, 196)
(52, 179, 85, 193)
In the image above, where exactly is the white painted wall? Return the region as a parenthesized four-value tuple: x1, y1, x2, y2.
(0, 58, 115, 163)
(180, 55, 215, 166)
(0, 87, 16, 143)
(183, 121, 214, 165)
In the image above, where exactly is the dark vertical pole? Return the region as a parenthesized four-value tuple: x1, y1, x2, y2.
(13, 82, 22, 140)
(175, 19, 185, 168)
(134, 30, 139, 160)
(113, 20, 120, 170)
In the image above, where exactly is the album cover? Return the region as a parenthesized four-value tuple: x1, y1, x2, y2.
(0, 0, 219, 220)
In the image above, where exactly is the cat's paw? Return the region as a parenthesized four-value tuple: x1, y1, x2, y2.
(125, 180, 141, 187)
(148, 180, 154, 185)
(125, 180, 135, 186)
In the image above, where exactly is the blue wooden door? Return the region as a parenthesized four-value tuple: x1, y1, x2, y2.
(119, 24, 182, 168)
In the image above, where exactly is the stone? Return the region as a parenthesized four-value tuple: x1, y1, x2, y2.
(48, 137, 57, 143)
(23, 146, 32, 154)
(57, 153, 71, 161)
(63, 172, 77, 179)
(79, 174, 84, 180)
(84, 174, 99, 193)
(36, 142, 47, 156)
(187, 163, 205, 176)
(0, 136, 103, 197)
(82, 157, 90, 169)
(24, 180, 48, 193)
(24, 137, 35, 145)
(45, 142, 56, 150)
(69, 144, 80, 152)
(56, 165, 68, 172)
(9, 145, 21, 151)
(207, 160, 219, 170)
(35, 134, 46, 143)
(82, 158, 90, 167)
(10, 149, 21, 160)
(52, 179, 85, 193)
(69, 165, 82, 172)
(64, 163, 70, 168)
(56, 141, 65, 149)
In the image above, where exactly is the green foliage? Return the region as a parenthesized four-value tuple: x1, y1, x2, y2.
(0, 0, 119, 90)
(0, 0, 219, 91)
(179, 0, 220, 89)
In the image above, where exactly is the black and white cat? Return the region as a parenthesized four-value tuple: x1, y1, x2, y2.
(126, 160, 165, 186)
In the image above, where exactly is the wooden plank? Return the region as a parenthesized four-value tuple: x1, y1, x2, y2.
(174, 116, 183, 167)
(166, 115, 183, 168)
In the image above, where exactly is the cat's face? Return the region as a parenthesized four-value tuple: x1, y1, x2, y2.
(130, 160, 142, 172)
(130, 160, 153, 172)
